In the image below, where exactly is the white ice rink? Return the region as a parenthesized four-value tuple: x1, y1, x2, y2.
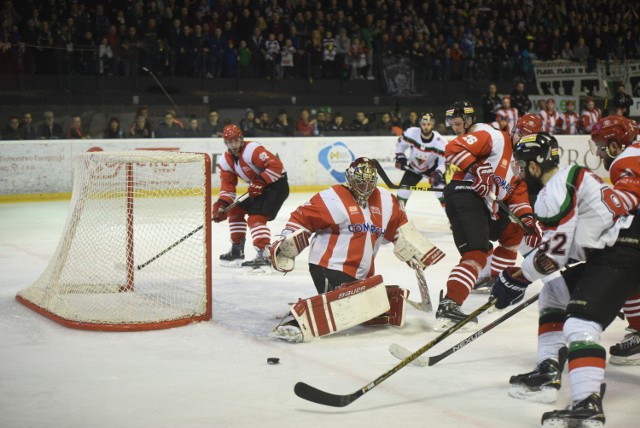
(1, 191, 637, 427)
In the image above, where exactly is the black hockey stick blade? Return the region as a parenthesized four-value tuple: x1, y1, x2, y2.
(294, 298, 495, 407)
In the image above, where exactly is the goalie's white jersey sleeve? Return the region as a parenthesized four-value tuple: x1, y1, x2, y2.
(521, 165, 633, 282)
(283, 185, 407, 280)
(395, 127, 447, 174)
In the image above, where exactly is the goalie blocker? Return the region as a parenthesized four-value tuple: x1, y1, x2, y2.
(275, 275, 409, 343)
(271, 220, 444, 273)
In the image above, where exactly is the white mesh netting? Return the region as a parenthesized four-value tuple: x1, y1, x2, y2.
(16, 151, 211, 330)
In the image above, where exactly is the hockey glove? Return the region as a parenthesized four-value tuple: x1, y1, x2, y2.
(470, 162, 494, 198)
(429, 170, 444, 187)
(491, 267, 531, 309)
(520, 215, 543, 247)
(395, 153, 407, 170)
(212, 199, 230, 223)
(248, 176, 267, 198)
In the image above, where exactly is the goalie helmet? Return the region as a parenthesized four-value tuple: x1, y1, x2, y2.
(513, 132, 559, 176)
(445, 101, 475, 134)
(345, 157, 378, 207)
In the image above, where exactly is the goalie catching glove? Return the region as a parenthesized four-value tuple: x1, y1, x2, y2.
(490, 267, 531, 309)
(393, 220, 445, 269)
(269, 228, 310, 272)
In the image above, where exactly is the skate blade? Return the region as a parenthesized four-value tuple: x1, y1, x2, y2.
(469, 287, 492, 294)
(219, 259, 244, 268)
(431, 318, 477, 333)
(242, 265, 272, 275)
(609, 355, 640, 365)
(541, 417, 603, 428)
(508, 384, 558, 404)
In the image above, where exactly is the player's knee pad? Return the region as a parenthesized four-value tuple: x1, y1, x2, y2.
(460, 249, 488, 275)
(290, 275, 391, 342)
(564, 317, 603, 346)
(539, 275, 571, 311)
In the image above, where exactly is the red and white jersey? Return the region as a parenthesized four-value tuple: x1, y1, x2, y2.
(446, 123, 526, 211)
(217, 141, 286, 204)
(610, 141, 640, 212)
(490, 120, 513, 134)
(494, 107, 519, 130)
(283, 185, 407, 280)
(522, 165, 634, 282)
(581, 108, 602, 133)
(395, 127, 447, 175)
(561, 111, 580, 134)
(539, 110, 563, 135)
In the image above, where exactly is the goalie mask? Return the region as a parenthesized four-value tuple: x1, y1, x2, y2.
(345, 157, 378, 207)
(445, 101, 475, 136)
(512, 132, 559, 195)
(589, 115, 637, 170)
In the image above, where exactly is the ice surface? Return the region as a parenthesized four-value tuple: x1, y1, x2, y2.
(1, 193, 636, 428)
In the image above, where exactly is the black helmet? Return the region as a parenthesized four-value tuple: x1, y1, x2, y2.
(513, 132, 559, 174)
(445, 101, 475, 127)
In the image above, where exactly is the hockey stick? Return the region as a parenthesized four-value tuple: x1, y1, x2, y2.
(293, 298, 495, 407)
(135, 192, 249, 270)
(389, 292, 540, 367)
(404, 259, 433, 312)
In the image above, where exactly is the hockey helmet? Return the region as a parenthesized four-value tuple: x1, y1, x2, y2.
(590, 116, 636, 156)
(445, 101, 475, 131)
(419, 112, 436, 125)
(512, 113, 543, 145)
(513, 132, 559, 177)
(345, 157, 378, 207)
(222, 124, 243, 142)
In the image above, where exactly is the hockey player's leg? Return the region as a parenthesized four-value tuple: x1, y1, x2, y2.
(610, 291, 640, 365)
(219, 207, 247, 267)
(509, 273, 571, 403)
(241, 214, 272, 272)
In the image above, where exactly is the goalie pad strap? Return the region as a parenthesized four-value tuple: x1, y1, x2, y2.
(363, 285, 409, 327)
(393, 220, 445, 269)
(291, 275, 390, 341)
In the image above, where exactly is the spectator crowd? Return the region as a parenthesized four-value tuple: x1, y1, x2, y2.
(0, 0, 638, 84)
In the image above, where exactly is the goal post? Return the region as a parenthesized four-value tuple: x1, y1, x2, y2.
(16, 151, 212, 331)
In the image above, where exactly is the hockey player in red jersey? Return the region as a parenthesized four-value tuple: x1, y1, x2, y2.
(435, 101, 542, 331)
(212, 124, 289, 270)
(492, 132, 640, 427)
(473, 111, 544, 293)
(590, 116, 640, 365)
(267, 157, 445, 342)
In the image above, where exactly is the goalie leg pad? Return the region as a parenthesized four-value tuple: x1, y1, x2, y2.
(291, 275, 390, 341)
(393, 220, 445, 269)
(363, 285, 409, 327)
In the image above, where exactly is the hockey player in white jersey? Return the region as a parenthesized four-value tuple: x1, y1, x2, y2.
(490, 132, 640, 427)
(394, 113, 447, 207)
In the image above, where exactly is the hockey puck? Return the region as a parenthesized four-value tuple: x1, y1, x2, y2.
(267, 357, 280, 365)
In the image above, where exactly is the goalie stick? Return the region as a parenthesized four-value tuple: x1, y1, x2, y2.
(389, 292, 540, 367)
(404, 259, 433, 312)
(135, 192, 249, 270)
(293, 298, 495, 407)
(372, 159, 533, 234)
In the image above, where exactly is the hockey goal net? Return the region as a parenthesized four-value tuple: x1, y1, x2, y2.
(16, 151, 212, 331)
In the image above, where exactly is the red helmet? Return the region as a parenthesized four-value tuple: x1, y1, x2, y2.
(591, 116, 636, 147)
(222, 124, 243, 141)
(515, 113, 542, 135)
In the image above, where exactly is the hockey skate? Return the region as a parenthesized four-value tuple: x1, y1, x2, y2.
(509, 347, 567, 404)
(470, 276, 494, 294)
(269, 319, 304, 343)
(219, 239, 245, 267)
(433, 290, 478, 332)
(609, 328, 640, 365)
(541, 384, 605, 428)
(241, 249, 271, 274)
